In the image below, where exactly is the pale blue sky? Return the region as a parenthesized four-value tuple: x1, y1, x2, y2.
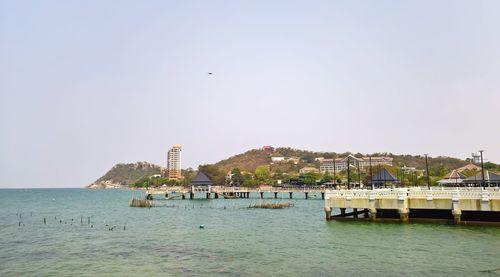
(1, 1, 499, 188)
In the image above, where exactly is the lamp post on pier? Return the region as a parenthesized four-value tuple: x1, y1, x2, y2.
(479, 150, 485, 188)
(369, 156, 373, 190)
(347, 156, 351, 190)
(425, 154, 430, 190)
(333, 157, 336, 186)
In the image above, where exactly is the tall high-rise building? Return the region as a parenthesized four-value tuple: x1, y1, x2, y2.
(167, 144, 182, 179)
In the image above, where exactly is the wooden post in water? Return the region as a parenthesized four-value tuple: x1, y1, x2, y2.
(260, 192, 264, 199)
(321, 192, 325, 199)
(274, 192, 278, 199)
(215, 193, 219, 199)
(353, 208, 358, 218)
(182, 194, 186, 199)
(289, 192, 293, 199)
(305, 192, 309, 199)
(190, 192, 194, 199)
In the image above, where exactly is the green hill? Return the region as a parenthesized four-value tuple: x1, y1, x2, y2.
(87, 162, 163, 188)
(87, 147, 499, 188)
(199, 147, 496, 185)
(210, 147, 471, 175)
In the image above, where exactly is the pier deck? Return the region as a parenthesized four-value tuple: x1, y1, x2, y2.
(146, 186, 327, 200)
(324, 187, 500, 224)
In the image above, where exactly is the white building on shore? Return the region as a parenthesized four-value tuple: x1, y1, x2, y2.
(320, 155, 393, 173)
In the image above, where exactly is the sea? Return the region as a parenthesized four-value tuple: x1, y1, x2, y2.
(0, 189, 499, 276)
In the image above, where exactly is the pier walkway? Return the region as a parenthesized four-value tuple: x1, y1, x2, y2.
(324, 187, 500, 224)
(146, 186, 327, 200)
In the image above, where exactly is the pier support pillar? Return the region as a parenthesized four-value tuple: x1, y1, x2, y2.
(363, 209, 369, 218)
(340, 208, 346, 216)
(190, 192, 194, 200)
(399, 209, 409, 223)
(289, 192, 293, 199)
(452, 210, 462, 224)
(274, 192, 278, 199)
(321, 192, 325, 199)
(206, 193, 211, 199)
(353, 208, 358, 218)
(305, 192, 309, 199)
(369, 208, 377, 221)
(215, 193, 219, 199)
(325, 208, 332, 221)
(260, 192, 264, 199)
(247, 192, 250, 198)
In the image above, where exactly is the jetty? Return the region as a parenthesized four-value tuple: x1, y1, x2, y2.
(146, 186, 327, 200)
(324, 187, 500, 224)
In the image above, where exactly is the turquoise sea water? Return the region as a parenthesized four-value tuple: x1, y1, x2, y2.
(0, 189, 499, 276)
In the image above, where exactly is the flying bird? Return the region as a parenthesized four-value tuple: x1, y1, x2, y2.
(208, 72, 213, 75)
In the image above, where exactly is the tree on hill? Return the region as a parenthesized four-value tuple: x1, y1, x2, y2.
(321, 172, 334, 184)
(255, 165, 272, 185)
(230, 168, 244, 186)
(198, 164, 226, 186)
(303, 172, 320, 185)
(131, 176, 169, 188)
(242, 172, 257, 187)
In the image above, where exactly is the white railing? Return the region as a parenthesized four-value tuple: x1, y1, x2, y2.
(326, 187, 500, 200)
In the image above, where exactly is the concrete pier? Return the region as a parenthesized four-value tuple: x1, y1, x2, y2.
(146, 186, 329, 200)
(325, 188, 500, 224)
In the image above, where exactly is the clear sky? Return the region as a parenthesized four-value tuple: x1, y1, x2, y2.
(1, 1, 499, 188)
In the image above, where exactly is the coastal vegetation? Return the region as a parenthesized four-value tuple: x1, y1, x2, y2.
(88, 147, 500, 188)
(88, 162, 162, 188)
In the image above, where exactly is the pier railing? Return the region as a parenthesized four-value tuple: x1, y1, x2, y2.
(146, 186, 328, 195)
(324, 187, 500, 224)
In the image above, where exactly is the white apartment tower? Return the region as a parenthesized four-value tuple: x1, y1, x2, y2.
(167, 144, 182, 179)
